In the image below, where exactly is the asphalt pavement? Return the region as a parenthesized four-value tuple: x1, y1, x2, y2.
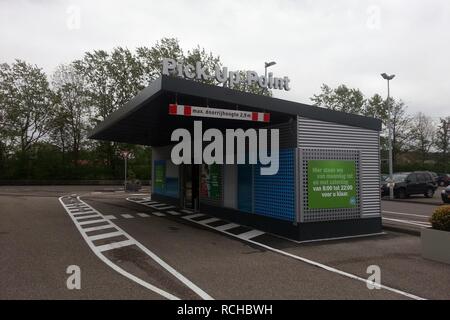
(1, 185, 450, 300)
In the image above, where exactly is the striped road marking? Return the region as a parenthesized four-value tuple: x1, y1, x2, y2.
(183, 213, 205, 220)
(215, 223, 239, 231)
(150, 203, 167, 208)
(167, 210, 182, 216)
(59, 195, 213, 300)
(237, 229, 265, 240)
(88, 230, 123, 241)
(137, 213, 150, 218)
(154, 205, 175, 210)
(198, 218, 220, 225)
(126, 196, 425, 299)
(151, 212, 166, 217)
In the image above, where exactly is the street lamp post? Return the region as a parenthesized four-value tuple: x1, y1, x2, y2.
(264, 61, 276, 78)
(264, 61, 276, 92)
(381, 73, 396, 200)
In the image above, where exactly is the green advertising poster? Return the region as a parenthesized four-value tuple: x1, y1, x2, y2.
(154, 160, 166, 192)
(209, 164, 221, 199)
(200, 164, 221, 200)
(307, 160, 357, 209)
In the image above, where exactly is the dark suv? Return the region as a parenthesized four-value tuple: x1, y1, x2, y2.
(381, 171, 438, 199)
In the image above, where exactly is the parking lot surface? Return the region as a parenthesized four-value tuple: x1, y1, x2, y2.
(1, 186, 449, 300)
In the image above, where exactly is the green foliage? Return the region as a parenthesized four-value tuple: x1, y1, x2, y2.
(408, 112, 435, 166)
(430, 206, 450, 232)
(311, 83, 413, 171)
(435, 118, 450, 172)
(311, 84, 366, 114)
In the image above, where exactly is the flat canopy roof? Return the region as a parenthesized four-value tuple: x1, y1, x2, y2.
(89, 75, 382, 146)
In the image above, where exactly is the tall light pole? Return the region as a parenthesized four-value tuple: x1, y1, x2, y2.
(264, 61, 276, 94)
(381, 73, 395, 200)
(264, 61, 276, 79)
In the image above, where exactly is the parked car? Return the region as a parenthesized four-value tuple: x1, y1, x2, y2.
(381, 171, 437, 199)
(442, 185, 450, 204)
(428, 171, 439, 183)
(437, 173, 450, 187)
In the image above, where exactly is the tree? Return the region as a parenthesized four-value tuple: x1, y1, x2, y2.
(409, 112, 435, 167)
(136, 37, 185, 86)
(311, 84, 366, 115)
(73, 48, 144, 174)
(366, 95, 411, 170)
(51, 64, 90, 164)
(435, 117, 450, 172)
(0, 60, 55, 176)
(312, 84, 411, 171)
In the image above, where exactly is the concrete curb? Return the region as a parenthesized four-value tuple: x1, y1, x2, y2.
(382, 224, 421, 237)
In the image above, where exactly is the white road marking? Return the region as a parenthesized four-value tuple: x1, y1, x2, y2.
(167, 210, 182, 216)
(382, 210, 430, 218)
(131, 194, 150, 196)
(382, 217, 430, 227)
(215, 223, 239, 231)
(66, 204, 82, 208)
(83, 224, 116, 232)
(198, 218, 220, 225)
(103, 215, 117, 220)
(121, 214, 134, 219)
(95, 239, 135, 252)
(124, 197, 422, 299)
(78, 218, 106, 226)
(156, 205, 175, 210)
(75, 214, 100, 220)
(183, 213, 205, 220)
(60, 196, 213, 300)
(137, 213, 150, 218)
(80, 221, 110, 229)
(181, 209, 193, 214)
(237, 229, 265, 240)
(69, 208, 90, 212)
(73, 212, 97, 217)
(183, 210, 426, 300)
(151, 211, 166, 217)
(88, 231, 123, 241)
(150, 203, 166, 208)
(141, 201, 157, 204)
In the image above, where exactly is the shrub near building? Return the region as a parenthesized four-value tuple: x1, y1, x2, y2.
(430, 205, 450, 232)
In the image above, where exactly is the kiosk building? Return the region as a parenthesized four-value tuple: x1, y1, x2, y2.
(89, 75, 382, 241)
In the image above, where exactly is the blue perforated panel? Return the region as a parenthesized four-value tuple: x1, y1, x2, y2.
(253, 149, 296, 221)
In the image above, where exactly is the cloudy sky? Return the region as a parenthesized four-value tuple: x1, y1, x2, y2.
(1, 0, 449, 118)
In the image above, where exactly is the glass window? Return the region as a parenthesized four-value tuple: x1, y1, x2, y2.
(417, 173, 427, 182)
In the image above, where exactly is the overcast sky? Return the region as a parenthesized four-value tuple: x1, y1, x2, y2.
(1, 0, 449, 118)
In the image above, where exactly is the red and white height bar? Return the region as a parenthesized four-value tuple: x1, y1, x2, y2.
(168, 104, 270, 123)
